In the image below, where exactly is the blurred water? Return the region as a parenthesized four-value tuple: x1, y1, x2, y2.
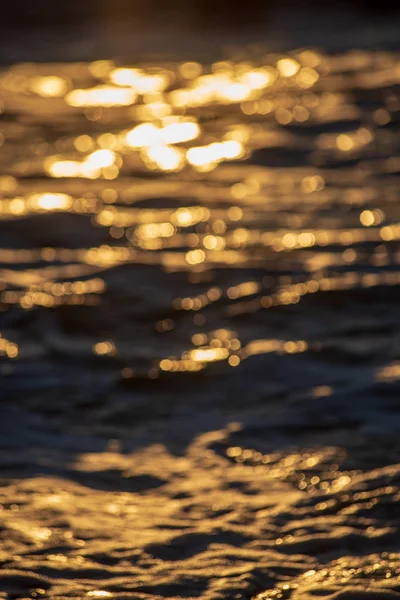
(0, 40, 400, 600)
(1, 49, 400, 402)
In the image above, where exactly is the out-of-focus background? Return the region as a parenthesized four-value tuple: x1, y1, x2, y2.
(1, 0, 400, 63)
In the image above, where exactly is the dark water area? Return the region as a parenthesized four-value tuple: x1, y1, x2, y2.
(1, 3, 400, 65)
(1, 9, 400, 600)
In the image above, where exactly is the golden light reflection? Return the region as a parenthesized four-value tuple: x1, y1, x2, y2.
(157, 325, 310, 376)
(360, 209, 384, 227)
(74, 135, 95, 153)
(227, 281, 260, 299)
(30, 76, 67, 97)
(0, 334, 19, 358)
(125, 120, 200, 149)
(376, 362, 400, 381)
(277, 58, 300, 78)
(45, 159, 85, 178)
(93, 341, 116, 356)
(110, 68, 169, 93)
(161, 121, 200, 145)
(203, 235, 225, 250)
(136, 222, 175, 239)
(296, 67, 319, 88)
(45, 150, 118, 179)
(172, 207, 209, 227)
(186, 140, 244, 169)
(143, 144, 185, 172)
(10, 55, 325, 182)
(179, 61, 203, 79)
(186, 249, 206, 265)
(0, 51, 399, 388)
(125, 123, 161, 147)
(189, 347, 229, 362)
(245, 339, 307, 356)
(87, 149, 116, 169)
(66, 86, 137, 107)
(29, 193, 72, 211)
(313, 386, 334, 398)
(336, 134, 354, 151)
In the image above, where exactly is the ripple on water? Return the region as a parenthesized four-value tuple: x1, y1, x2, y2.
(0, 48, 400, 600)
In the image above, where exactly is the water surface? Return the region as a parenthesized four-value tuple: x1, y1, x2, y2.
(1, 46, 400, 600)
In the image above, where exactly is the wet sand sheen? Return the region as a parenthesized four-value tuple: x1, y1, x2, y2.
(0, 48, 400, 599)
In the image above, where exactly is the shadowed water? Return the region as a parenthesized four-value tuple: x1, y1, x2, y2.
(0, 45, 400, 600)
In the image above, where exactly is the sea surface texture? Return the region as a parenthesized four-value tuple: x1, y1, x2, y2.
(1, 43, 400, 600)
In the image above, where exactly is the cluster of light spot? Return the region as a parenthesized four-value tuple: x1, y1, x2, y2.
(160, 329, 241, 372)
(1, 277, 105, 310)
(125, 120, 200, 147)
(360, 209, 385, 227)
(15, 55, 326, 179)
(84, 246, 134, 267)
(1, 50, 400, 396)
(173, 287, 222, 312)
(226, 271, 400, 317)
(136, 222, 176, 240)
(172, 206, 210, 227)
(0, 334, 18, 358)
(158, 327, 310, 375)
(226, 445, 352, 495)
(170, 65, 278, 109)
(110, 68, 170, 93)
(45, 150, 119, 179)
(244, 338, 308, 356)
(227, 281, 260, 299)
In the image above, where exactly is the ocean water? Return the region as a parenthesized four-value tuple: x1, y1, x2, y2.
(0, 37, 400, 600)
